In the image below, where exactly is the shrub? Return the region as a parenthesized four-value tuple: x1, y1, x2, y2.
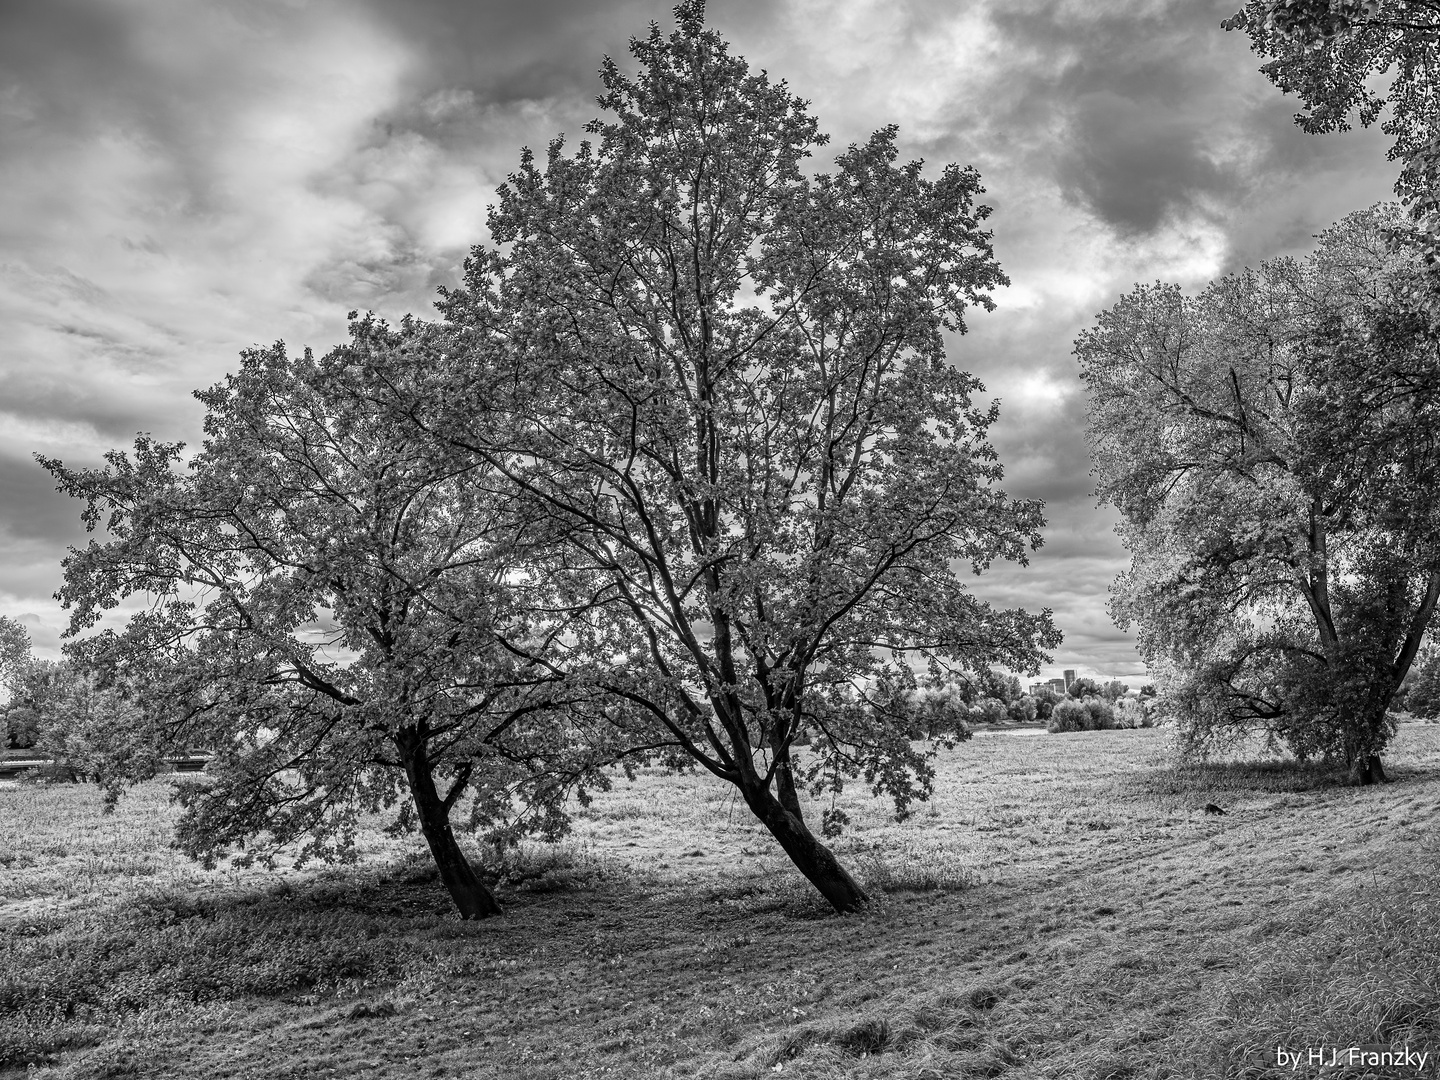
(1048, 698, 1088, 733)
(1082, 697, 1116, 729)
(1032, 687, 1062, 721)
(1005, 696, 1038, 724)
(1112, 697, 1147, 729)
(4, 707, 39, 750)
(1047, 697, 1117, 732)
(969, 697, 1007, 725)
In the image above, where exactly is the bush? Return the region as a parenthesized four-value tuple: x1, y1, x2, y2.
(1047, 696, 1117, 733)
(1112, 697, 1149, 729)
(1005, 696, 1038, 724)
(968, 696, 1007, 725)
(1083, 698, 1116, 729)
(4, 707, 39, 750)
(1048, 698, 1087, 733)
(1032, 687, 1061, 721)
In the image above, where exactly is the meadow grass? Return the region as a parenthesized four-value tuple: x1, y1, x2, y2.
(1, 724, 1438, 1078)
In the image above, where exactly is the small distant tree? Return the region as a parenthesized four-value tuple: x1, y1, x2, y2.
(1, 616, 36, 750)
(4, 707, 39, 750)
(1032, 686, 1062, 721)
(970, 696, 1008, 725)
(913, 686, 974, 739)
(1111, 696, 1149, 729)
(980, 670, 1023, 704)
(1068, 677, 1101, 699)
(1006, 695, 1038, 724)
(29, 665, 141, 783)
(0, 615, 28, 693)
(1399, 645, 1440, 719)
(4, 655, 138, 773)
(1100, 680, 1129, 702)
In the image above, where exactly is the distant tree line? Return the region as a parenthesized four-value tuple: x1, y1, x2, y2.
(873, 670, 1156, 738)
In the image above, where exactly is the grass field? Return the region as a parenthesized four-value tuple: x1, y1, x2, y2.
(3, 724, 1439, 1079)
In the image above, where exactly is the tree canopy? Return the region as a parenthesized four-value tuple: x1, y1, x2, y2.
(431, 0, 1059, 911)
(1077, 205, 1440, 781)
(41, 316, 620, 919)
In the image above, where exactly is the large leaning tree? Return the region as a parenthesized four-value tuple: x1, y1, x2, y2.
(431, 1, 1059, 912)
(1223, 0, 1440, 253)
(41, 316, 623, 919)
(1077, 206, 1440, 783)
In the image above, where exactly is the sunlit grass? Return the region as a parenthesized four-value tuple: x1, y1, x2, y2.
(2, 723, 1439, 1078)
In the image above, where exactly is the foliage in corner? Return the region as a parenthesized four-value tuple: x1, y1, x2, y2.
(1224, 0, 1440, 257)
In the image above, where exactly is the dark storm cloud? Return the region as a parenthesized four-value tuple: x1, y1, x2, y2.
(0, 453, 83, 548)
(984, 0, 1240, 235)
(981, 0, 1387, 239)
(360, 0, 720, 106)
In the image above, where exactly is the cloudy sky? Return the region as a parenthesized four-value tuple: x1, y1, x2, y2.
(0, 0, 1398, 681)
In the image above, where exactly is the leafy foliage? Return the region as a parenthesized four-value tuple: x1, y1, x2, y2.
(1, 615, 35, 749)
(1047, 697, 1116, 733)
(39, 317, 619, 918)
(0, 614, 28, 695)
(1031, 686, 1062, 721)
(25, 663, 142, 783)
(1397, 642, 1440, 718)
(1077, 205, 1440, 778)
(1224, 0, 1440, 255)
(431, 0, 1058, 910)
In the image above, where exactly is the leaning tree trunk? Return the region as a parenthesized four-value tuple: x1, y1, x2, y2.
(743, 781, 869, 913)
(401, 742, 502, 919)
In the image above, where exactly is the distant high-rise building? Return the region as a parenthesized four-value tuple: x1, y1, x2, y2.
(1047, 678, 1065, 694)
(1064, 669, 1076, 690)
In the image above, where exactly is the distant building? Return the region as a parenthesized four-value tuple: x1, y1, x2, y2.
(1063, 669, 1076, 690)
(1047, 678, 1065, 694)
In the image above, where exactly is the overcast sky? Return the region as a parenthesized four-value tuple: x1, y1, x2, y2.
(0, 0, 1398, 681)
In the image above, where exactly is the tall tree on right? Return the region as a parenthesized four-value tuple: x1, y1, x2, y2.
(1077, 206, 1440, 783)
(1223, 0, 1440, 255)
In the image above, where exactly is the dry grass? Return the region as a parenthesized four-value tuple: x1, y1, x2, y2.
(2, 724, 1439, 1079)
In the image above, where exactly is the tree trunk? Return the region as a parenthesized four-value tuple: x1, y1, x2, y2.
(1351, 753, 1389, 786)
(745, 784, 869, 913)
(772, 740, 804, 821)
(402, 745, 502, 919)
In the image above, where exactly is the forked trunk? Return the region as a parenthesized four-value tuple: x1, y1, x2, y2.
(745, 783, 869, 913)
(402, 743, 502, 919)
